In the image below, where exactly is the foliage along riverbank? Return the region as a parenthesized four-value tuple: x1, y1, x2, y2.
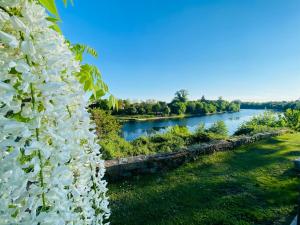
(90, 89, 241, 122)
(114, 111, 230, 122)
(241, 100, 300, 111)
(91, 108, 300, 160)
(105, 130, 288, 181)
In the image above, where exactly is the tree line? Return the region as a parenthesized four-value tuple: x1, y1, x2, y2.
(240, 100, 300, 111)
(90, 89, 240, 116)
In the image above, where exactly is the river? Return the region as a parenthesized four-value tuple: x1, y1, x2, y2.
(121, 109, 266, 141)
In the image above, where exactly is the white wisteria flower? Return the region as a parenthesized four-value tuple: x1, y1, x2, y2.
(0, 0, 110, 224)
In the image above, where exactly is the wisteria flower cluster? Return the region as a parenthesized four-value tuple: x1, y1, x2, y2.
(0, 0, 110, 224)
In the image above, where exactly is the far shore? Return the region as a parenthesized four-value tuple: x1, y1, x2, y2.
(115, 111, 237, 122)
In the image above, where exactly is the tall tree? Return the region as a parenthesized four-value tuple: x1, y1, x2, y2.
(173, 89, 189, 102)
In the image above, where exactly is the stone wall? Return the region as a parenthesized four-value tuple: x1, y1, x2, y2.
(104, 130, 287, 181)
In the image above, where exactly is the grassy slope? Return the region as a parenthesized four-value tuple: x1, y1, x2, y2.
(108, 133, 300, 225)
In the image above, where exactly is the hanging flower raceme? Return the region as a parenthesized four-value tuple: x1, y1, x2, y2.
(0, 0, 110, 224)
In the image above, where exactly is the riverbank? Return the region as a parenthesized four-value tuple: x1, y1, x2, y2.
(108, 132, 300, 225)
(116, 111, 235, 122)
(105, 130, 288, 181)
(121, 109, 266, 141)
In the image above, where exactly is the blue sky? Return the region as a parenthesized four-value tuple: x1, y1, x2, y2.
(57, 0, 300, 102)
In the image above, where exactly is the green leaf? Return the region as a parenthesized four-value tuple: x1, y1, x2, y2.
(46, 16, 60, 23)
(11, 209, 19, 218)
(86, 46, 98, 58)
(70, 42, 117, 108)
(70, 44, 98, 61)
(108, 95, 118, 110)
(7, 112, 30, 123)
(49, 23, 62, 34)
(38, 0, 59, 18)
(84, 79, 92, 91)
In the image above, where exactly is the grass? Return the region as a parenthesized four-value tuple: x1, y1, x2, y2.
(108, 133, 300, 225)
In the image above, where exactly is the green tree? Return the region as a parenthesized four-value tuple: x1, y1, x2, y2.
(91, 109, 121, 139)
(227, 102, 240, 112)
(186, 101, 196, 114)
(173, 89, 189, 102)
(207, 103, 217, 113)
(137, 106, 146, 115)
(217, 97, 227, 112)
(170, 102, 186, 115)
(201, 95, 206, 102)
(195, 102, 204, 114)
(129, 106, 138, 115)
(152, 103, 162, 114)
(89, 99, 110, 110)
(163, 106, 171, 115)
(144, 101, 154, 114)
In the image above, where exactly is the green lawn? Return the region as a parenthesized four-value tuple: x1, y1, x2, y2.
(108, 133, 300, 225)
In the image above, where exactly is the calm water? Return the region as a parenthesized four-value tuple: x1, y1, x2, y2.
(121, 109, 266, 141)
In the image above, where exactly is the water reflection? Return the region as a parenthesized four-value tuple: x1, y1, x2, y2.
(121, 109, 266, 141)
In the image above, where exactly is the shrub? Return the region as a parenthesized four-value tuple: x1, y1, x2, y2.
(91, 109, 155, 159)
(235, 124, 277, 136)
(154, 133, 186, 152)
(195, 123, 206, 133)
(191, 123, 211, 143)
(284, 109, 300, 131)
(190, 122, 229, 143)
(91, 109, 121, 138)
(131, 136, 156, 154)
(207, 121, 228, 137)
(100, 134, 131, 159)
(149, 126, 189, 152)
(234, 111, 284, 135)
(246, 111, 281, 127)
(168, 125, 191, 139)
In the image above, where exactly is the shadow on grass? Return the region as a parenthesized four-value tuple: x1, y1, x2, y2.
(282, 150, 300, 157)
(109, 136, 300, 225)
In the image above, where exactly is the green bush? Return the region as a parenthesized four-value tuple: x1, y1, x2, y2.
(246, 111, 282, 127)
(207, 121, 228, 137)
(191, 123, 211, 143)
(131, 136, 156, 154)
(168, 125, 191, 139)
(149, 131, 187, 153)
(234, 124, 277, 136)
(100, 133, 134, 159)
(190, 122, 229, 144)
(101, 134, 157, 160)
(284, 109, 300, 131)
(99, 126, 192, 159)
(91, 109, 121, 139)
(195, 123, 206, 133)
(234, 111, 284, 135)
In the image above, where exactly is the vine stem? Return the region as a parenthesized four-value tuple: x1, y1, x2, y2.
(66, 105, 72, 118)
(0, 6, 13, 16)
(31, 83, 46, 208)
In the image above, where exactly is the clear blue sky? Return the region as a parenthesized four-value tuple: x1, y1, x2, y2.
(57, 0, 300, 102)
